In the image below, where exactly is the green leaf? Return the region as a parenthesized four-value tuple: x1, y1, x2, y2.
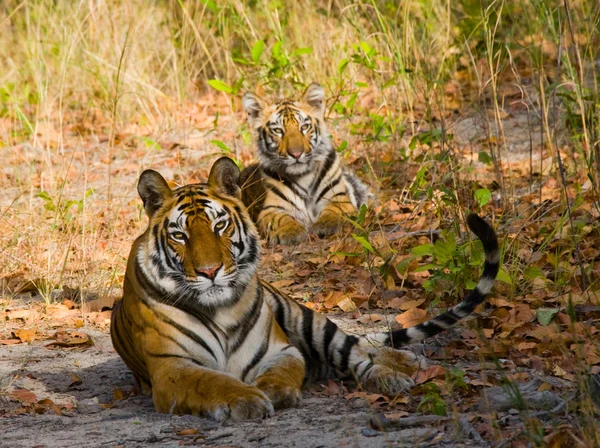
(207, 80, 233, 93)
(411, 243, 434, 257)
(478, 151, 493, 165)
(474, 188, 492, 207)
(524, 265, 544, 280)
(337, 58, 350, 74)
(496, 268, 513, 285)
(293, 47, 313, 56)
(337, 140, 348, 152)
(352, 234, 377, 254)
(251, 40, 265, 63)
(537, 308, 559, 326)
(210, 140, 231, 153)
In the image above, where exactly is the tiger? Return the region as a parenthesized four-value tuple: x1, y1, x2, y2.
(110, 156, 500, 422)
(240, 83, 370, 245)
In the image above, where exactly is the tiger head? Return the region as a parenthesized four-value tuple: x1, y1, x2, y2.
(135, 157, 260, 309)
(242, 83, 332, 176)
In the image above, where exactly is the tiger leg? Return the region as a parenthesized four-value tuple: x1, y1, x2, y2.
(147, 359, 274, 422)
(250, 320, 305, 409)
(258, 208, 307, 245)
(312, 198, 355, 238)
(264, 286, 421, 394)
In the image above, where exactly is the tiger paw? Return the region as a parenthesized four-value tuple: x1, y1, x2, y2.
(257, 383, 302, 410)
(311, 212, 344, 238)
(362, 365, 415, 395)
(209, 386, 275, 422)
(269, 221, 307, 245)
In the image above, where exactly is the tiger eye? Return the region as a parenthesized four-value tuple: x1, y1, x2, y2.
(214, 221, 228, 232)
(170, 231, 187, 243)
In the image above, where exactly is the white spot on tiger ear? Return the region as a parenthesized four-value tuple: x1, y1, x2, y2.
(302, 83, 325, 117)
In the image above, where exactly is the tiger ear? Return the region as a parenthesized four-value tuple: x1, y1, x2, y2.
(242, 92, 266, 127)
(302, 83, 325, 118)
(138, 170, 174, 218)
(208, 157, 241, 199)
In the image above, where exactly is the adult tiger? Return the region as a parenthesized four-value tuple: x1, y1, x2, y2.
(240, 83, 370, 245)
(110, 157, 500, 421)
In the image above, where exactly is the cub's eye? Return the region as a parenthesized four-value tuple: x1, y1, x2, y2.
(170, 231, 187, 243)
(300, 123, 310, 132)
(272, 128, 284, 136)
(214, 221, 228, 233)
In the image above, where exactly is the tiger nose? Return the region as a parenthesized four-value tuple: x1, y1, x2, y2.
(196, 264, 222, 280)
(287, 149, 303, 159)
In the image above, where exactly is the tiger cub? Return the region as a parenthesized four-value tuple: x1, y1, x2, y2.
(240, 83, 369, 245)
(110, 157, 499, 421)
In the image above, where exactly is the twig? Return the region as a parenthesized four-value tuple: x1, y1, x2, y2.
(369, 414, 450, 430)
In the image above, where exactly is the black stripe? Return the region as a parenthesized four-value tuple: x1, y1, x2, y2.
(310, 149, 337, 195)
(316, 177, 341, 204)
(230, 285, 264, 353)
(242, 319, 271, 381)
(301, 306, 321, 362)
(147, 352, 205, 367)
(322, 319, 338, 363)
(151, 310, 217, 361)
(338, 335, 359, 373)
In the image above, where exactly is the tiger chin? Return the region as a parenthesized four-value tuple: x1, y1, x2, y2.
(110, 157, 500, 422)
(240, 83, 370, 245)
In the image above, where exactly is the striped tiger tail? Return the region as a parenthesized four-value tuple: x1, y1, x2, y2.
(379, 213, 500, 348)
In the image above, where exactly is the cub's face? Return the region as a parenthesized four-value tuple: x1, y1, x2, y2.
(136, 158, 260, 308)
(243, 83, 331, 176)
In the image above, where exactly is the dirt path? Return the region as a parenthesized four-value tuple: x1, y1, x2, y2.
(1, 322, 486, 448)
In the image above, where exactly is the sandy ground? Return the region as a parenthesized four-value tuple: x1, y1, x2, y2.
(0, 322, 485, 448)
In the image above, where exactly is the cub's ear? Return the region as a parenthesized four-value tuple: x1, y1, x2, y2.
(138, 170, 174, 218)
(208, 157, 241, 199)
(302, 83, 325, 117)
(242, 92, 266, 126)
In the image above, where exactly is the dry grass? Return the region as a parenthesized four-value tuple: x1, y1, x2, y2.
(1, 0, 599, 444)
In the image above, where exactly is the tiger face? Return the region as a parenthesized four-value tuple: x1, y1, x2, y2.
(136, 158, 260, 308)
(242, 83, 331, 176)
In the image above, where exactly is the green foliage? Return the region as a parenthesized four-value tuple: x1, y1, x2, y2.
(417, 383, 447, 416)
(408, 226, 484, 296)
(37, 189, 94, 229)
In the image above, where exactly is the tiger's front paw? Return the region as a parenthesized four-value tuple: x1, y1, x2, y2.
(362, 365, 415, 395)
(312, 212, 344, 238)
(269, 221, 307, 245)
(209, 386, 275, 422)
(257, 383, 302, 410)
(360, 348, 425, 395)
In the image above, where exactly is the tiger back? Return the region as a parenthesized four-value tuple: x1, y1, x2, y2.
(240, 83, 369, 245)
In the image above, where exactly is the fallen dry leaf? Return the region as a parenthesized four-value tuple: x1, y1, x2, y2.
(12, 328, 36, 343)
(176, 428, 200, 436)
(414, 365, 447, 384)
(357, 313, 384, 324)
(9, 389, 38, 404)
(395, 308, 429, 328)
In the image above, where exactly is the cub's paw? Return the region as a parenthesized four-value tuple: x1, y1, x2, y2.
(311, 213, 344, 238)
(209, 387, 274, 422)
(258, 383, 302, 410)
(269, 221, 307, 246)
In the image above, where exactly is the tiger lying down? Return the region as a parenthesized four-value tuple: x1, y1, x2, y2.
(110, 157, 500, 422)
